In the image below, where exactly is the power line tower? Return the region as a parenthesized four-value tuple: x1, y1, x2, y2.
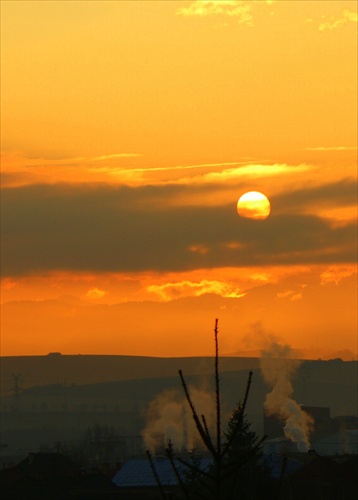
(12, 373, 22, 412)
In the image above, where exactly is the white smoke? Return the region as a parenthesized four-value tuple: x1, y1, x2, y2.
(141, 386, 214, 452)
(141, 386, 215, 452)
(257, 328, 314, 452)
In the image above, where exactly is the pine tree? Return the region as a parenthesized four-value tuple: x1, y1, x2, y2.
(220, 401, 276, 499)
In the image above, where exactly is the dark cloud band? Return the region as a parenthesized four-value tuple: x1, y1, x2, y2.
(2, 182, 356, 276)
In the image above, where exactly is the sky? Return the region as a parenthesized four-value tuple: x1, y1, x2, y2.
(1, 0, 357, 359)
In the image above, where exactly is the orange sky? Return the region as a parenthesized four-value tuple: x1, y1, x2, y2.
(1, 0, 357, 359)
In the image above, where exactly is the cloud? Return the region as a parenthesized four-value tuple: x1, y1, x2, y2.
(318, 9, 357, 31)
(304, 146, 357, 151)
(1, 181, 356, 276)
(146, 279, 245, 301)
(271, 179, 357, 216)
(176, 0, 275, 24)
(177, 0, 253, 24)
(84, 287, 106, 300)
(189, 163, 312, 185)
(4, 151, 353, 206)
(290, 292, 302, 301)
(0, 151, 145, 188)
(320, 266, 356, 285)
(90, 153, 143, 161)
(2, 151, 287, 188)
(276, 290, 303, 301)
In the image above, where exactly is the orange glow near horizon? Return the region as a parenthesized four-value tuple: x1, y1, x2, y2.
(1, 1, 357, 360)
(1, 265, 357, 360)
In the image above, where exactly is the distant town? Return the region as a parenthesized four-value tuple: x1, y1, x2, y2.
(1, 354, 357, 498)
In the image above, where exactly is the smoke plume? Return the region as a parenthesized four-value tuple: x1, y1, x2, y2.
(256, 325, 314, 452)
(141, 386, 215, 452)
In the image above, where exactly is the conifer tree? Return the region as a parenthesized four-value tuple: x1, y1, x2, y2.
(220, 400, 276, 499)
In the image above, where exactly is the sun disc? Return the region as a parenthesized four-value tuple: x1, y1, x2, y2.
(237, 191, 271, 220)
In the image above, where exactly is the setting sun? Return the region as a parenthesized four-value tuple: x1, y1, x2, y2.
(237, 191, 271, 220)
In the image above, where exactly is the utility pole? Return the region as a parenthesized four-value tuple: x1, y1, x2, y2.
(12, 373, 22, 412)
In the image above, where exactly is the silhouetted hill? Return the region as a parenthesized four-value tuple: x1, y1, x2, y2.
(0, 354, 261, 396)
(1, 356, 357, 416)
(0, 355, 356, 458)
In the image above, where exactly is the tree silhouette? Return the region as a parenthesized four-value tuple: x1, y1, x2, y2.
(219, 399, 276, 499)
(147, 319, 274, 500)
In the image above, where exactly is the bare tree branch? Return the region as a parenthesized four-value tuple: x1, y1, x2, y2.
(165, 441, 190, 500)
(179, 369, 217, 457)
(146, 449, 167, 500)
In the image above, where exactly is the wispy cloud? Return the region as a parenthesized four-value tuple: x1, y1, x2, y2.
(176, 0, 275, 24)
(307, 8, 358, 31)
(320, 266, 356, 285)
(146, 279, 245, 301)
(177, 0, 252, 24)
(113, 162, 312, 188)
(101, 161, 242, 174)
(319, 9, 357, 31)
(84, 287, 106, 300)
(277, 290, 303, 301)
(1, 151, 143, 165)
(191, 163, 311, 184)
(304, 146, 357, 151)
(90, 153, 143, 161)
(2, 152, 315, 189)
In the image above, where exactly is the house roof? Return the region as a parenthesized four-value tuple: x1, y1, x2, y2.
(112, 457, 211, 488)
